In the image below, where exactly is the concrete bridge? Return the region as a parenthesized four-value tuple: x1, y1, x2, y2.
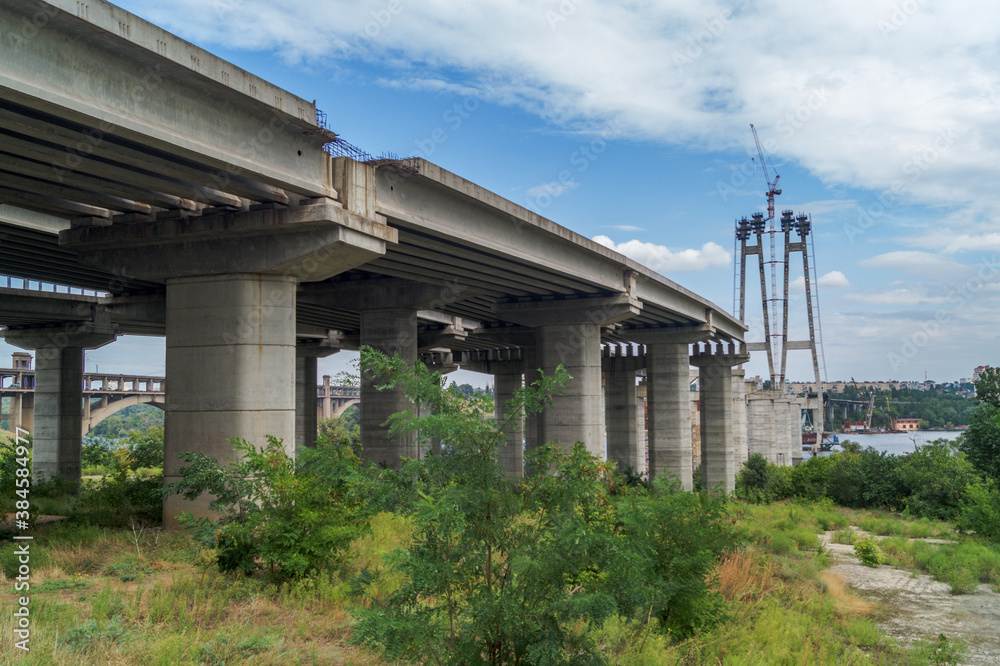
(0, 0, 748, 525)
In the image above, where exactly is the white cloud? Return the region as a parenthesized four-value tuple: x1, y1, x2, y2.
(790, 270, 850, 293)
(609, 225, 645, 232)
(592, 235, 730, 273)
(123, 0, 1000, 228)
(818, 270, 850, 288)
(525, 180, 579, 199)
(857, 251, 968, 276)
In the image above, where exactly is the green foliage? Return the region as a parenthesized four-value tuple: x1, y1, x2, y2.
(74, 441, 162, 527)
(853, 536, 885, 567)
(789, 455, 835, 501)
(958, 478, 1000, 541)
(63, 617, 130, 652)
(910, 634, 968, 666)
(351, 348, 740, 664)
(107, 554, 153, 582)
(317, 412, 361, 454)
(973, 365, 1000, 409)
(88, 403, 164, 438)
(957, 404, 1000, 482)
(896, 440, 979, 521)
(168, 435, 371, 580)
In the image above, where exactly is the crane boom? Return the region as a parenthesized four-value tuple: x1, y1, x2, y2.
(750, 123, 781, 219)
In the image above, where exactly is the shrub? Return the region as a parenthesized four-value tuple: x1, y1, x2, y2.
(168, 435, 371, 580)
(350, 348, 740, 663)
(853, 536, 885, 567)
(897, 440, 979, 521)
(958, 479, 1000, 541)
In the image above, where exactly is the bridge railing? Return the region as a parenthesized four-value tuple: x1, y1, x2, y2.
(1, 275, 106, 297)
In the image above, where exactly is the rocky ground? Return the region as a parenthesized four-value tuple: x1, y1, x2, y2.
(820, 531, 1000, 664)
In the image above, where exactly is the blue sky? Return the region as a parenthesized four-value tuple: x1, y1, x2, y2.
(6, 0, 1000, 384)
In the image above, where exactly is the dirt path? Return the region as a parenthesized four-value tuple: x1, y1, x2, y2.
(820, 532, 1000, 664)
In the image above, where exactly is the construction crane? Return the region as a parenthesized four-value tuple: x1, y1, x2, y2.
(850, 377, 876, 431)
(750, 123, 782, 220)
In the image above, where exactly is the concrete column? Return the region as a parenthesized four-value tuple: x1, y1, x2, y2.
(321, 375, 332, 419)
(359, 308, 418, 468)
(164, 273, 297, 527)
(647, 341, 694, 489)
(636, 386, 647, 475)
(494, 368, 524, 476)
(536, 322, 605, 457)
(5, 327, 116, 490)
(295, 341, 339, 452)
(296, 355, 318, 451)
(694, 357, 736, 492)
(606, 362, 640, 475)
(732, 369, 748, 468)
(523, 344, 541, 459)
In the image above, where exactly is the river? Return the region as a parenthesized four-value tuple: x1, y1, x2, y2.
(819, 430, 963, 457)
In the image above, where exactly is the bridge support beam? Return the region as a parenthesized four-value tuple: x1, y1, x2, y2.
(164, 274, 297, 526)
(690, 344, 750, 493)
(5, 326, 116, 490)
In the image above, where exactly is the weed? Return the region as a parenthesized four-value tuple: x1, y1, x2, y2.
(910, 633, 968, 665)
(832, 528, 857, 545)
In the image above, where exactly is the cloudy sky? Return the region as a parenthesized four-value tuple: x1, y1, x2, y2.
(7, 0, 1000, 384)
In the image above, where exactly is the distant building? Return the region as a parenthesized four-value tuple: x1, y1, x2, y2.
(974, 366, 990, 382)
(893, 418, 922, 432)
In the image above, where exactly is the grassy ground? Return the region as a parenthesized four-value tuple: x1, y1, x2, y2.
(0, 500, 992, 664)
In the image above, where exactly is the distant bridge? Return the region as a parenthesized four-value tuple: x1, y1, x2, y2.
(0, 352, 359, 437)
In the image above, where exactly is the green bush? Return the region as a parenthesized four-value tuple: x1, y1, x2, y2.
(790, 455, 834, 501)
(897, 440, 979, 521)
(853, 536, 885, 567)
(958, 405, 1000, 482)
(169, 434, 371, 581)
(735, 453, 791, 504)
(959, 479, 1000, 541)
(350, 348, 740, 663)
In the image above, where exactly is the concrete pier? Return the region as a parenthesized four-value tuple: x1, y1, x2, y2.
(605, 352, 642, 475)
(691, 345, 748, 493)
(6, 327, 115, 489)
(163, 274, 297, 526)
(359, 308, 419, 468)
(494, 366, 525, 476)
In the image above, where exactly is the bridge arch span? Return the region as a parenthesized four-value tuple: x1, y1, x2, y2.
(84, 395, 165, 436)
(331, 398, 360, 419)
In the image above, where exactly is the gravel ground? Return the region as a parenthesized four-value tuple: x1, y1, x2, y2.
(820, 531, 1000, 664)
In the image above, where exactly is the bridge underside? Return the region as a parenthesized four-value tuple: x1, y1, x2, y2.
(0, 0, 749, 524)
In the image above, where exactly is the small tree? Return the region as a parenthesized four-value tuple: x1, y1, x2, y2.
(351, 348, 740, 663)
(168, 436, 371, 580)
